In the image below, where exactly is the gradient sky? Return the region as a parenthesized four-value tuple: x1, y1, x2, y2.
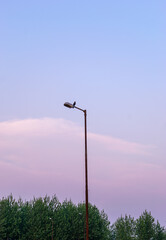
(0, 1, 166, 226)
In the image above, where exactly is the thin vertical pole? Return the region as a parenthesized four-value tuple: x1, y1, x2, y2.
(84, 110, 89, 240)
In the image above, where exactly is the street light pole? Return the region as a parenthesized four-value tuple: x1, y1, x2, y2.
(64, 101, 89, 240)
(84, 109, 89, 240)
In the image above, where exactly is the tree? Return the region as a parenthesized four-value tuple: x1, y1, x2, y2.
(136, 210, 155, 240)
(114, 215, 136, 240)
(18, 199, 32, 240)
(0, 195, 165, 240)
(28, 196, 55, 240)
(0, 195, 21, 240)
(163, 230, 166, 240)
(88, 205, 111, 240)
(0, 198, 7, 240)
(55, 199, 78, 240)
(154, 220, 165, 240)
(55, 201, 111, 240)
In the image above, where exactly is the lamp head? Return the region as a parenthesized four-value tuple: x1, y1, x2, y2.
(64, 101, 76, 109)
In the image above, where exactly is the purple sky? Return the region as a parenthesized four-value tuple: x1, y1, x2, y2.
(0, 118, 165, 225)
(0, 1, 166, 226)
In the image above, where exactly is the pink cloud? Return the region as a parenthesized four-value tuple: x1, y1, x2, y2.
(89, 132, 155, 156)
(0, 118, 165, 225)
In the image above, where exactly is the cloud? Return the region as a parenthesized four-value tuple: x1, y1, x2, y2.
(0, 117, 157, 182)
(89, 132, 154, 156)
(0, 117, 154, 154)
(0, 118, 165, 225)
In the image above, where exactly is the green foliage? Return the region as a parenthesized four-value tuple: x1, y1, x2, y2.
(56, 200, 78, 240)
(0, 195, 20, 240)
(163, 231, 166, 240)
(0, 195, 165, 240)
(136, 210, 156, 240)
(154, 220, 165, 240)
(109, 211, 165, 240)
(0, 195, 111, 240)
(88, 205, 111, 240)
(114, 215, 136, 240)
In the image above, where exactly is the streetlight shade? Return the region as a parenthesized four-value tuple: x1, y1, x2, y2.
(64, 101, 76, 108)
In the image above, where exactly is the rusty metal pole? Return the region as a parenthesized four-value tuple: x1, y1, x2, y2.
(64, 102, 89, 240)
(84, 110, 89, 240)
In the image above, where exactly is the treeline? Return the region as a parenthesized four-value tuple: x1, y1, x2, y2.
(0, 195, 110, 240)
(0, 195, 165, 240)
(110, 211, 166, 240)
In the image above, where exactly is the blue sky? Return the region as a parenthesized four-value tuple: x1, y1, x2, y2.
(0, 1, 166, 225)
